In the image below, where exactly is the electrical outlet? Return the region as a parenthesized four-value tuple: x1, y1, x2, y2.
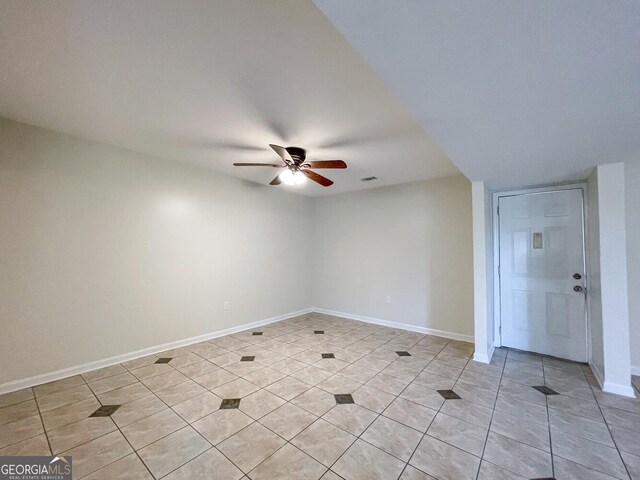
(223, 301, 230, 311)
(386, 296, 391, 304)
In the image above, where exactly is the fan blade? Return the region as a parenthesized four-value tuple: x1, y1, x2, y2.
(305, 160, 347, 169)
(269, 144, 294, 163)
(233, 163, 282, 167)
(270, 175, 282, 186)
(302, 169, 333, 187)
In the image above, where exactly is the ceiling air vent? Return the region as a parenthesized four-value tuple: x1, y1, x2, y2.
(360, 176, 378, 182)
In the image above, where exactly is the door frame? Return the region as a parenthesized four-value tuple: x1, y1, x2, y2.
(491, 182, 590, 362)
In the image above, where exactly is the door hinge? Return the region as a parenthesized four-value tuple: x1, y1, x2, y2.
(497, 205, 500, 215)
(498, 265, 501, 275)
(499, 325, 502, 335)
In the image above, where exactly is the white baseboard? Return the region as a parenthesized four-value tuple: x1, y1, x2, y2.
(0, 308, 313, 395)
(473, 344, 495, 364)
(631, 365, 640, 376)
(603, 381, 637, 398)
(311, 307, 474, 343)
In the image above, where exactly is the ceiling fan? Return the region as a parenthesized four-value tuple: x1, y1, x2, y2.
(233, 144, 347, 187)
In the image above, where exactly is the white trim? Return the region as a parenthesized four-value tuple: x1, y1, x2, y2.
(602, 381, 637, 398)
(0, 308, 312, 395)
(631, 365, 640, 376)
(473, 344, 496, 364)
(492, 182, 589, 360)
(312, 307, 474, 343)
(590, 362, 605, 389)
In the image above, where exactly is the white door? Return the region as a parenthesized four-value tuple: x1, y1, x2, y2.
(499, 189, 587, 362)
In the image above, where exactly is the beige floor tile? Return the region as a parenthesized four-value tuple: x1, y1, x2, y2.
(362, 415, 423, 461)
(48, 416, 116, 453)
(172, 391, 221, 423)
(81, 364, 127, 383)
(477, 461, 526, 479)
(490, 410, 550, 452)
(63, 430, 133, 479)
(122, 355, 159, 371)
(400, 384, 445, 410)
(192, 369, 238, 390)
(249, 443, 325, 480)
(333, 439, 405, 480)
(239, 389, 286, 419)
(163, 447, 243, 480)
(121, 408, 187, 449)
(410, 435, 480, 480)
(551, 430, 628, 478)
(291, 418, 356, 467)
(483, 431, 552, 478)
(217, 422, 286, 472)
(80, 453, 153, 479)
(413, 371, 456, 390)
(548, 395, 605, 422)
(400, 465, 438, 479)
(167, 352, 205, 369)
(265, 376, 311, 400)
(549, 408, 614, 447)
(137, 426, 211, 478)
(452, 381, 498, 408)
(291, 365, 334, 385)
(621, 450, 640, 479)
(440, 398, 493, 429)
(352, 384, 395, 413)
(192, 408, 253, 445)
(494, 392, 549, 425)
(427, 412, 488, 456)
(0, 388, 34, 408)
(322, 404, 377, 436)
(553, 455, 620, 480)
(260, 403, 317, 440)
(610, 425, 640, 456)
(383, 397, 437, 432)
(154, 379, 207, 406)
(291, 387, 337, 416)
(316, 375, 362, 395)
(130, 363, 174, 380)
(176, 360, 219, 378)
(365, 373, 410, 396)
(242, 367, 287, 388)
(34, 375, 85, 397)
(110, 394, 167, 428)
(140, 370, 189, 392)
(213, 378, 260, 399)
(0, 399, 40, 425)
(88, 372, 138, 395)
(97, 382, 151, 405)
(0, 414, 43, 448)
(0, 433, 50, 456)
(36, 384, 95, 413)
(602, 406, 640, 433)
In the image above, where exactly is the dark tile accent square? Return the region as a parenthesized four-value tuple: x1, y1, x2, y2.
(220, 398, 241, 409)
(334, 394, 354, 405)
(241, 356, 255, 362)
(532, 385, 559, 395)
(252, 332, 263, 336)
(314, 330, 324, 334)
(90, 405, 121, 417)
(396, 351, 412, 356)
(322, 353, 335, 359)
(437, 390, 461, 400)
(155, 357, 172, 364)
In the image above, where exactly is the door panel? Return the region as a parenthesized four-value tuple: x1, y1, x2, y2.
(499, 189, 587, 361)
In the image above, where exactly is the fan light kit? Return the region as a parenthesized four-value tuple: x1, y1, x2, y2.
(279, 168, 307, 185)
(233, 144, 347, 187)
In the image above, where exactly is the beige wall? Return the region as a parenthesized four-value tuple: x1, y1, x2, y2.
(312, 176, 474, 338)
(0, 119, 313, 384)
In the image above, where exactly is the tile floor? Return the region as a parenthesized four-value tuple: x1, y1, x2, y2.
(1, 313, 639, 479)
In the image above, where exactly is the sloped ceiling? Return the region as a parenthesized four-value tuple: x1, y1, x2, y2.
(0, 0, 459, 196)
(314, 0, 640, 189)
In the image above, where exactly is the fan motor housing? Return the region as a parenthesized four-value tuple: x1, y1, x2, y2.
(285, 146, 306, 163)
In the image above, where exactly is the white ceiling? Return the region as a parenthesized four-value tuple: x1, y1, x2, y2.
(0, 0, 458, 196)
(314, 0, 640, 189)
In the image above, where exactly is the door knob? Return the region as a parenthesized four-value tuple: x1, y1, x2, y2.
(573, 273, 582, 280)
(573, 286, 583, 292)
